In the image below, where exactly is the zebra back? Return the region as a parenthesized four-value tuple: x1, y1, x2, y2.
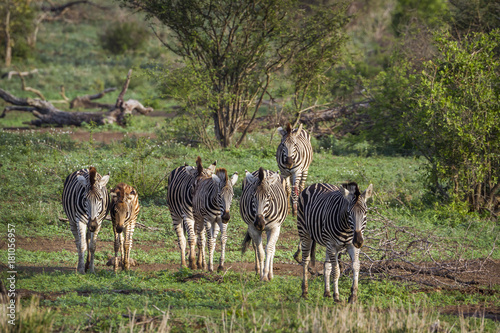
(240, 168, 288, 231)
(297, 182, 373, 248)
(276, 123, 313, 177)
(62, 167, 110, 231)
(167, 157, 217, 221)
(110, 182, 140, 232)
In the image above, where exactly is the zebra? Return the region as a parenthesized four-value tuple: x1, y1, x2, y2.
(167, 156, 217, 269)
(240, 168, 289, 281)
(297, 182, 373, 303)
(276, 122, 313, 216)
(193, 165, 238, 271)
(109, 183, 140, 271)
(62, 166, 110, 274)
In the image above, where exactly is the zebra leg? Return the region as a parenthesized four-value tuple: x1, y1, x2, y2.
(263, 226, 281, 281)
(252, 241, 260, 275)
(173, 217, 187, 268)
(196, 217, 206, 270)
(347, 245, 360, 304)
(185, 218, 198, 270)
(324, 245, 338, 299)
(113, 228, 120, 272)
(293, 240, 301, 263)
(71, 220, 87, 274)
(86, 229, 99, 274)
(285, 177, 292, 215)
(206, 219, 217, 272)
(123, 230, 131, 271)
(300, 236, 314, 298)
(291, 173, 299, 216)
(217, 221, 226, 272)
(249, 228, 265, 279)
(332, 247, 341, 302)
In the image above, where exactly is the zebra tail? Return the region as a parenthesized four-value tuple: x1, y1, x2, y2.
(241, 231, 252, 255)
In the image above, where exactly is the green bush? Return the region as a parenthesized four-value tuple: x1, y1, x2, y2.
(99, 22, 149, 54)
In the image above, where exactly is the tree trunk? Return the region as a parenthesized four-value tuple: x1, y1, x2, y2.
(4, 8, 12, 67)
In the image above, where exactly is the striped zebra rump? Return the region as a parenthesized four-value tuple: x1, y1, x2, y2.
(276, 122, 313, 216)
(62, 166, 110, 274)
(166, 156, 217, 269)
(240, 168, 288, 281)
(108, 182, 140, 271)
(297, 182, 373, 303)
(193, 168, 238, 271)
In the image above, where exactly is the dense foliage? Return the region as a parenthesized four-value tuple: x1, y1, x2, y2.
(368, 30, 500, 215)
(118, 0, 351, 147)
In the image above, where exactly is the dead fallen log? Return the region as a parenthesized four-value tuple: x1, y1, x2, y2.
(0, 69, 152, 127)
(70, 87, 117, 109)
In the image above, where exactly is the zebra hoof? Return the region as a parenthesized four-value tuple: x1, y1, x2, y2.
(261, 276, 269, 282)
(348, 295, 357, 304)
(217, 265, 224, 272)
(301, 292, 308, 299)
(324, 291, 332, 298)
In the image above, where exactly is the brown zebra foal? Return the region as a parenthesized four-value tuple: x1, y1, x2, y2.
(108, 183, 140, 271)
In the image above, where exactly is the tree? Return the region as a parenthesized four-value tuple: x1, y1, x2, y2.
(119, 0, 350, 147)
(368, 30, 500, 215)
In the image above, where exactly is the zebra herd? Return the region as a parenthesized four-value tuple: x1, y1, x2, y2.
(61, 123, 373, 303)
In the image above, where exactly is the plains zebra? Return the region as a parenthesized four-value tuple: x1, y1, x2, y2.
(276, 122, 313, 216)
(62, 167, 110, 274)
(193, 166, 238, 271)
(109, 183, 140, 271)
(297, 182, 373, 303)
(167, 157, 217, 269)
(240, 168, 289, 281)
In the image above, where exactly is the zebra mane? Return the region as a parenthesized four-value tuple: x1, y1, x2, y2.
(342, 182, 360, 201)
(216, 168, 228, 184)
(196, 156, 203, 175)
(89, 166, 97, 187)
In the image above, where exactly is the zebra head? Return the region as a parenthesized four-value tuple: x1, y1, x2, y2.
(77, 166, 109, 232)
(213, 169, 238, 223)
(342, 182, 373, 249)
(246, 168, 280, 231)
(110, 183, 137, 233)
(277, 122, 303, 169)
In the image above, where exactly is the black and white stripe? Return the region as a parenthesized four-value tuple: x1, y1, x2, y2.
(276, 123, 313, 216)
(240, 168, 289, 281)
(193, 168, 238, 271)
(166, 157, 216, 269)
(62, 167, 110, 274)
(297, 182, 373, 303)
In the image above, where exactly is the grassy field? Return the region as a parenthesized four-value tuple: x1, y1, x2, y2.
(1, 2, 499, 332)
(0, 127, 498, 332)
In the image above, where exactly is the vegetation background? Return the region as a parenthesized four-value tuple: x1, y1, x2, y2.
(0, 0, 498, 332)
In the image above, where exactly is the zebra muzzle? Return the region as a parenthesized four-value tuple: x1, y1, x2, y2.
(254, 214, 266, 231)
(116, 225, 124, 233)
(88, 219, 98, 232)
(353, 230, 364, 249)
(221, 211, 230, 223)
(285, 156, 294, 168)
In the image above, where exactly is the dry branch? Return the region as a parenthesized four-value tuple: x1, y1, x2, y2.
(0, 69, 152, 127)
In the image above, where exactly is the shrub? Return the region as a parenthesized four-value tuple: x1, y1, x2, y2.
(100, 22, 149, 54)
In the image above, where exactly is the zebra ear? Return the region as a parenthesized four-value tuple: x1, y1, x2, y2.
(77, 175, 87, 187)
(297, 123, 303, 134)
(277, 127, 287, 137)
(230, 172, 238, 186)
(362, 184, 373, 201)
(208, 160, 217, 173)
(342, 187, 350, 199)
(100, 175, 110, 187)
